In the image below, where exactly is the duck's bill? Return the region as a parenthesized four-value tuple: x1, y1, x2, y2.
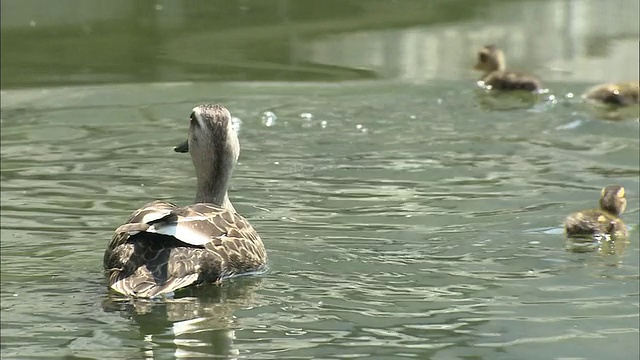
(174, 140, 189, 153)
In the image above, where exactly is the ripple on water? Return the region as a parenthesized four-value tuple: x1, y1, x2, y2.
(0, 83, 638, 359)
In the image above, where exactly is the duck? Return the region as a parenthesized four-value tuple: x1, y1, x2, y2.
(103, 104, 267, 298)
(582, 81, 639, 107)
(563, 185, 629, 240)
(473, 45, 542, 92)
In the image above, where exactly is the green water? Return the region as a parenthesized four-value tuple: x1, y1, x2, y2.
(1, 1, 639, 359)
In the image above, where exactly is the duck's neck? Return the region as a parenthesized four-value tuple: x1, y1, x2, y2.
(480, 71, 493, 82)
(483, 64, 504, 77)
(600, 203, 620, 217)
(194, 164, 236, 212)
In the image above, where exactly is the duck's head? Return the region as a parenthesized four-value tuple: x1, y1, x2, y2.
(174, 104, 240, 206)
(612, 82, 640, 105)
(174, 104, 239, 159)
(599, 185, 626, 216)
(474, 45, 505, 73)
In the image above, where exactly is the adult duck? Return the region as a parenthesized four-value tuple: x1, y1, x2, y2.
(104, 104, 266, 298)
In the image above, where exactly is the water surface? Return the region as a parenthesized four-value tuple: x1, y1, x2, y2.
(1, 0, 639, 359)
(1, 81, 638, 359)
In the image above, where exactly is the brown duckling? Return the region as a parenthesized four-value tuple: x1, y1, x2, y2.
(564, 185, 629, 240)
(582, 81, 639, 107)
(473, 45, 542, 92)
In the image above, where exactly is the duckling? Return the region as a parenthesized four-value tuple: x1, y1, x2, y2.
(582, 81, 639, 107)
(564, 185, 629, 240)
(473, 45, 542, 92)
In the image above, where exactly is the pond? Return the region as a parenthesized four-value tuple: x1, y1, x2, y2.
(1, 1, 638, 359)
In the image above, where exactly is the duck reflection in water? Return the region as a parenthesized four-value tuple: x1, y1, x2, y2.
(102, 277, 264, 359)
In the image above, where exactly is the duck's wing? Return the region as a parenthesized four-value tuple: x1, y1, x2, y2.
(106, 199, 179, 253)
(157, 203, 266, 281)
(115, 202, 252, 247)
(114, 200, 179, 233)
(106, 202, 265, 298)
(185, 203, 266, 277)
(182, 203, 262, 241)
(109, 259, 201, 299)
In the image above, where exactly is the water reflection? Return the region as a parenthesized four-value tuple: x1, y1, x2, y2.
(565, 234, 630, 262)
(102, 278, 264, 359)
(302, 0, 639, 83)
(583, 101, 640, 121)
(474, 89, 546, 111)
(2, 0, 638, 87)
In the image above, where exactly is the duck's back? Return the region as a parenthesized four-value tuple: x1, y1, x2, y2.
(563, 208, 628, 239)
(483, 70, 542, 92)
(104, 200, 266, 298)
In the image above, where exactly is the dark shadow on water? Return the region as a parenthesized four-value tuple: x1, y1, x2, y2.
(473, 88, 545, 111)
(0, 0, 483, 88)
(564, 234, 630, 267)
(102, 277, 264, 359)
(582, 102, 640, 121)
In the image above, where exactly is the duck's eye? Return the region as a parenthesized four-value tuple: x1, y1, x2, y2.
(479, 53, 488, 62)
(190, 112, 199, 126)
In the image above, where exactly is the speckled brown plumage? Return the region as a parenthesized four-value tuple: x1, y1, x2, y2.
(104, 104, 267, 298)
(104, 201, 266, 298)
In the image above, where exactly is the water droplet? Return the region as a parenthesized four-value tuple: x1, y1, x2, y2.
(409, 115, 416, 119)
(29, 20, 36, 27)
(565, 92, 574, 99)
(231, 116, 242, 132)
(356, 124, 363, 130)
(300, 112, 313, 121)
(261, 111, 277, 127)
(437, 98, 443, 104)
(320, 120, 327, 128)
